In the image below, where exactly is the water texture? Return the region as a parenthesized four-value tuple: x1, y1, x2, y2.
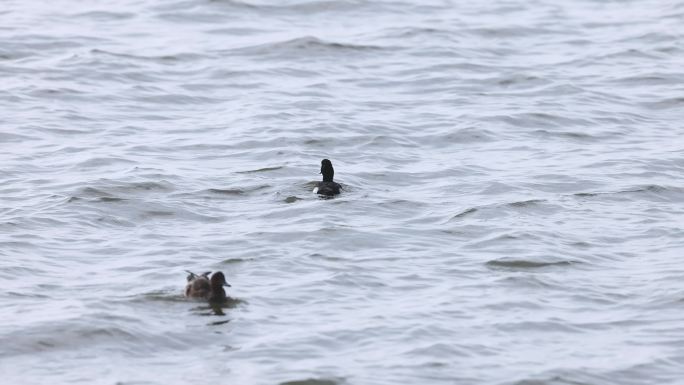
(1, 0, 684, 384)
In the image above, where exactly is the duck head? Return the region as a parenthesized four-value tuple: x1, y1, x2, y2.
(320, 159, 335, 182)
(210, 272, 231, 288)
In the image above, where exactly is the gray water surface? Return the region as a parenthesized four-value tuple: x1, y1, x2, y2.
(2, 0, 684, 384)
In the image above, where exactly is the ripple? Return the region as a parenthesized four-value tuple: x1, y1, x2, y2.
(236, 166, 283, 173)
(506, 199, 546, 208)
(573, 184, 684, 203)
(90, 48, 207, 63)
(207, 188, 245, 195)
(232, 36, 384, 58)
(0, 132, 38, 142)
(641, 96, 684, 110)
(72, 11, 136, 21)
(449, 207, 477, 220)
(486, 258, 577, 270)
(280, 379, 341, 385)
(284, 196, 303, 203)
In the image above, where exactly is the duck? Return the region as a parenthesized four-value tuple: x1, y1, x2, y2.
(313, 159, 341, 196)
(185, 271, 231, 303)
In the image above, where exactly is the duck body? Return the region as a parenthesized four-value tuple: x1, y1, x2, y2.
(314, 159, 341, 196)
(315, 181, 341, 196)
(185, 271, 230, 303)
(185, 271, 211, 298)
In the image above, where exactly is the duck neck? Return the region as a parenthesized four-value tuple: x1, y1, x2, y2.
(211, 284, 225, 298)
(322, 169, 334, 182)
(321, 162, 335, 182)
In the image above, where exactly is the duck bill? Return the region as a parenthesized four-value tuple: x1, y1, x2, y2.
(224, 282, 232, 287)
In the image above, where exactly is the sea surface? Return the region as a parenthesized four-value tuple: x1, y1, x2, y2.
(2, 0, 684, 384)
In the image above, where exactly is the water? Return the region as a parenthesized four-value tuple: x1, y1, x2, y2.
(2, 0, 684, 384)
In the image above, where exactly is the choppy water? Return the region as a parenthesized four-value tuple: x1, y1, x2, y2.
(2, 0, 684, 384)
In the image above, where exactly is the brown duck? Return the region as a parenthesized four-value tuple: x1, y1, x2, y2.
(185, 271, 231, 303)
